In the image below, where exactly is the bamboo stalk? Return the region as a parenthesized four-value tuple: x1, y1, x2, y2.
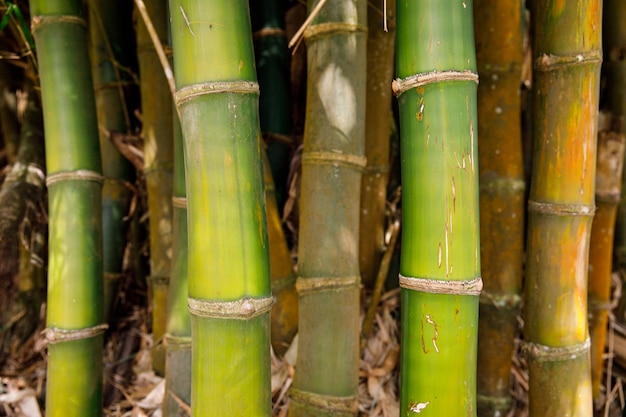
(473, 1, 525, 415)
(88, 0, 137, 321)
(169, 1, 272, 415)
(288, 1, 366, 416)
(31, 1, 105, 415)
(588, 113, 625, 404)
(524, 1, 602, 415)
(395, 1, 481, 415)
(164, 115, 190, 417)
(136, 0, 174, 376)
(359, 0, 395, 288)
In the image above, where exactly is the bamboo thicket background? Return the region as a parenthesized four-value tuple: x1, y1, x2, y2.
(1, 1, 626, 417)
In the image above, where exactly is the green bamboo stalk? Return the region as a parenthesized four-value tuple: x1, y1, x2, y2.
(250, 0, 292, 207)
(359, 0, 395, 288)
(31, 1, 104, 416)
(588, 115, 624, 405)
(136, 0, 174, 376)
(473, 1, 525, 415)
(395, 1, 481, 416)
(524, 1, 601, 415)
(289, 1, 366, 416)
(169, 1, 271, 415)
(88, 0, 137, 321)
(164, 114, 190, 417)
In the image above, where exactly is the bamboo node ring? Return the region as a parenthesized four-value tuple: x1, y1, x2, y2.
(44, 323, 109, 344)
(31, 15, 87, 33)
(46, 170, 104, 187)
(188, 295, 273, 320)
(296, 276, 360, 294)
(174, 81, 259, 106)
(527, 200, 595, 216)
(301, 151, 367, 171)
(171, 196, 188, 209)
(164, 334, 192, 348)
(303, 22, 368, 43)
(104, 272, 123, 282)
(523, 338, 590, 362)
(5, 162, 46, 188)
(289, 388, 359, 413)
(479, 290, 521, 308)
(253, 27, 286, 41)
(399, 275, 483, 296)
(535, 50, 602, 70)
(392, 70, 479, 97)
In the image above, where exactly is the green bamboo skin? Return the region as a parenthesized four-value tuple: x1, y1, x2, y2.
(289, 1, 366, 416)
(525, 1, 602, 415)
(359, 0, 396, 288)
(32, 1, 104, 415)
(88, 0, 136, 321)
(263, 150, 298, 355)
(250, 0, 292, 206)
(588, 129, 624, 403)
(396, 1, 480, 416)
(473, 1, 524, 415)
(164, 116, 191, 417)
(169, 1, 271, 415)
(137, 0, 174, 376)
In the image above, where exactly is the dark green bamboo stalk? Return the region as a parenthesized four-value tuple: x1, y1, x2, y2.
(31, 1, 104, 415)
(473, 1, 525, 415)
(164, 115, 190, 417)
(136, 0, 174, 376)
(524, 1, 601, 415)
(395, 1, 481, 416)
(88, 0, 137, 321)
(289, 1, 367, 416)
(359, 0, 395, 288)
(169, 1, 272, 415)
(250, 0, 292, 207)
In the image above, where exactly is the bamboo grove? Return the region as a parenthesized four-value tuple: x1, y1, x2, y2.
(1, 0, 626, 416)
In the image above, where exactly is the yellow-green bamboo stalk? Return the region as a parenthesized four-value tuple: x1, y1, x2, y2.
(32, 1, 105, 415)
(359, 0, 395, 288)
(588, 114, 624, 404)
(473, 1, 525, 415)
(524, 1, 602, 415)
(136, 0, 173, 376)
(169, 1, 272, 415)
(395, 1, 481, 415)
(289, 1, 367, 416)
(88, 0, 137, 321)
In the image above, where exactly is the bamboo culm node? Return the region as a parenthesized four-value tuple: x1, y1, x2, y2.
(174, 81, 260, 106)
(295, 276, 360, 294)
(527, 200, 595, 216)
(171, 196, 187, 209)
(31, 15, 87, 33)
(534, 50, 603, 70)
(303, 22, 368, 43)
(523, 338, 591, 362)
(479, 290, 522, 309)
(289, 387, 359, 413)
(392, 70, 479, 97)
(398, 274, 483, 296)
(45, 170, 104, 186)
(5, 162, 46, 188)
(301, 151, 367, 171)
(164, 334, 192, 348)
(44, 323, 109, 344)
(187, 296, 273, 320)
(253, 27, 286, 40)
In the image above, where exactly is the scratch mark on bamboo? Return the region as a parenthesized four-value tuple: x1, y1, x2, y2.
(445, 223, 450, 276)
(425, 314, 439, 352)
(421, 319, 428, 353)
(409, 401, 430, 413)
(452, 176, 456, 212)
(180, 6, 194, 37)
(438, 243, 442, 268)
